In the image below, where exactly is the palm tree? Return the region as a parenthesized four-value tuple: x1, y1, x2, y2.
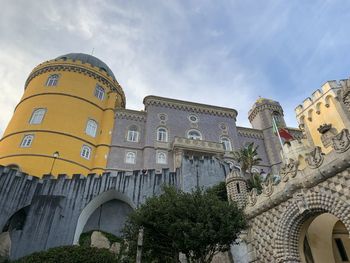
(232, 142, 262, 176)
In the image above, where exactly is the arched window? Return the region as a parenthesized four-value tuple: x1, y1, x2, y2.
(157, 127, 168, 142)
(157, 152, 167, 164)
(85, 119, 98, 137)
(29, 108, 46, 124)
(80, 145, 92, 160)
(46, 74, 59, 86)
(125, 151, 136, 164)
(272, 111, 281, 127)
(127, 125, 139, 142)
(94, 85, 105, 100)
(187, 130, 202, 140)
(221, 137, 232, 151)
(20, 135, 34, 148)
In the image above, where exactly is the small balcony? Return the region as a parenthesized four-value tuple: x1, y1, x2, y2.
(172, 136, 225, 154)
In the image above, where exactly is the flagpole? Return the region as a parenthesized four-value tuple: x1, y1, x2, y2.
(272, 117, 286, 160)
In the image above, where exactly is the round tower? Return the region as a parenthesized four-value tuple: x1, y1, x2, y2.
(226, 169, 247, 208)
(248, 98, 285, 173)
(0, 53, 125, 177)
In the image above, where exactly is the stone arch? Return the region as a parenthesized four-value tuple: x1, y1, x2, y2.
(274, 191, 350, 262)
(73, 189, 136, 244)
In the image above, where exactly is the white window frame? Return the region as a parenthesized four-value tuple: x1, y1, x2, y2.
(221, 137, 232, 151)
(127, 126, 139, 142)
(125, 151, 136, 164)
(85, 119, 98, 137)
(81, 145, 92, 160)
(20, 134, 34, 148)
(94, 85, 105, 100)
(157, 127, 168, 142)
(46, 74, 59, 86)
(187, 129, 202, 140)
(156, 151, 167, 164)
(29, 108, 46, 125)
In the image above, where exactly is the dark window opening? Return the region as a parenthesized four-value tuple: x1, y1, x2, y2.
(335, 238, 349, 261)
(236, 183, 241, 194)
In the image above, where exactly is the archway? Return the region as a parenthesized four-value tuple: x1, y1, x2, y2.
(274, 192, 350, 262)
(300, 213, 350, 263)
(0, 206, 30, 260)
(73, 190, 136, 244)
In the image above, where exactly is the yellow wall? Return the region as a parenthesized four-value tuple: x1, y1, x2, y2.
(0, 58, 124, 177)
(303, 96, 345, 154)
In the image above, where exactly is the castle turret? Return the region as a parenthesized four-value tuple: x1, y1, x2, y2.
(0, 53, 125, 176)
(295, 80, 350, 154)
(248, 98, 285, 173)
(226, 168, 247, 208)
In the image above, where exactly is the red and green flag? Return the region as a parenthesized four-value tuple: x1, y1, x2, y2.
(272, 120, 294, 142)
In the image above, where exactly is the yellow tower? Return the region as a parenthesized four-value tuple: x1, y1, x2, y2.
(0, 53, 125, 177)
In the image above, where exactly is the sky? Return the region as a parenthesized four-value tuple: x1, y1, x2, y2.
(1, 0, 350, 136)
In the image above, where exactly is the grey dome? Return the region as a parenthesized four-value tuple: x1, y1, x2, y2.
(56, 53, 116, 80)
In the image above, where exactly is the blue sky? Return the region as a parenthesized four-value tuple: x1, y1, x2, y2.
(1, 0, 350, 135)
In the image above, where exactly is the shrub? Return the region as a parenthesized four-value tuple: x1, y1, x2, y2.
(13, 246, 119, 263)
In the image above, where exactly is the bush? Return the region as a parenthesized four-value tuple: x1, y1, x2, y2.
(12, 246, 120, 263)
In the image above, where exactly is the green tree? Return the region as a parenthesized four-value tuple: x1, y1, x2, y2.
(123, 186, 246, 263)
(232, 142, 262, 176)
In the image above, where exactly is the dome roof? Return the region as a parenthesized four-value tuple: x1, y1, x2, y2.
(56, 53, 116, 80)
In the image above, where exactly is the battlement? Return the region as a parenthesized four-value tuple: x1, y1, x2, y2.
(295, 80, 341, 117)
(244, 128, 350, 218)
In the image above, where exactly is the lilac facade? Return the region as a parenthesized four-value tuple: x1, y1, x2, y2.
(107, 96, 302, 174)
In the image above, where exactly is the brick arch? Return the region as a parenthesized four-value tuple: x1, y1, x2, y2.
(274, 191, 350, 263)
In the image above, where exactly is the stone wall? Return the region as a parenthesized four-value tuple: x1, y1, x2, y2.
(0, 155, 228, 260)
(239, 128, 350, 262)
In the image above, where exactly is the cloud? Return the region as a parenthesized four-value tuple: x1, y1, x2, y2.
(1, 0, 350, 136)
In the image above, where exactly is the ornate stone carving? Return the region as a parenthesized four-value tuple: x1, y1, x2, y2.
(306, 147, 324, 169)
(262, 176, 273, 197)
(332, 129, 350, 153)
(237, 127, 264, 139)
(143, 96, 237, 118)
(247, 188, 258, 206)
(280, 159, 299, 182)
(318, 123, 338, 148)
(294, 193, 309, 214)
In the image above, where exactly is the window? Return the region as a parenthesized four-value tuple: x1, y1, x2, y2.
(81, 145, 92, 159)
(20, 135, 34, 148)
(127, 125, 139, 142)
(157, 127, 168, 142)
(157, 152, 167, 164)
(187, 130, 202, 140)
(94, 85, 105, 100)
(46, 74, 59, 86)
(221, 137, 232, 151)
(188, 114, 199, 123)
(125, 151, 136, 164)
(29, 108, 46, 124)
(85, 119, 98, 137)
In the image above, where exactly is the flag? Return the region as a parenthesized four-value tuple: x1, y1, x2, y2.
(272, 118, 294, 142)
(278, 128, 294, 141)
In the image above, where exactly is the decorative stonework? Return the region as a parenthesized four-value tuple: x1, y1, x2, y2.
(280, 159, 299, 182)
(143, 96, 237, 118)
(237, 127, 264, 139)
(332, 128, 350, 153)
(306, 146, 324, 169)
(261, 176, 274, 197)
(248, 102, 283, 122)
(247, 188, 258, 206)
(115, 110, 146, 122)
(25, 62, 126, 107)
